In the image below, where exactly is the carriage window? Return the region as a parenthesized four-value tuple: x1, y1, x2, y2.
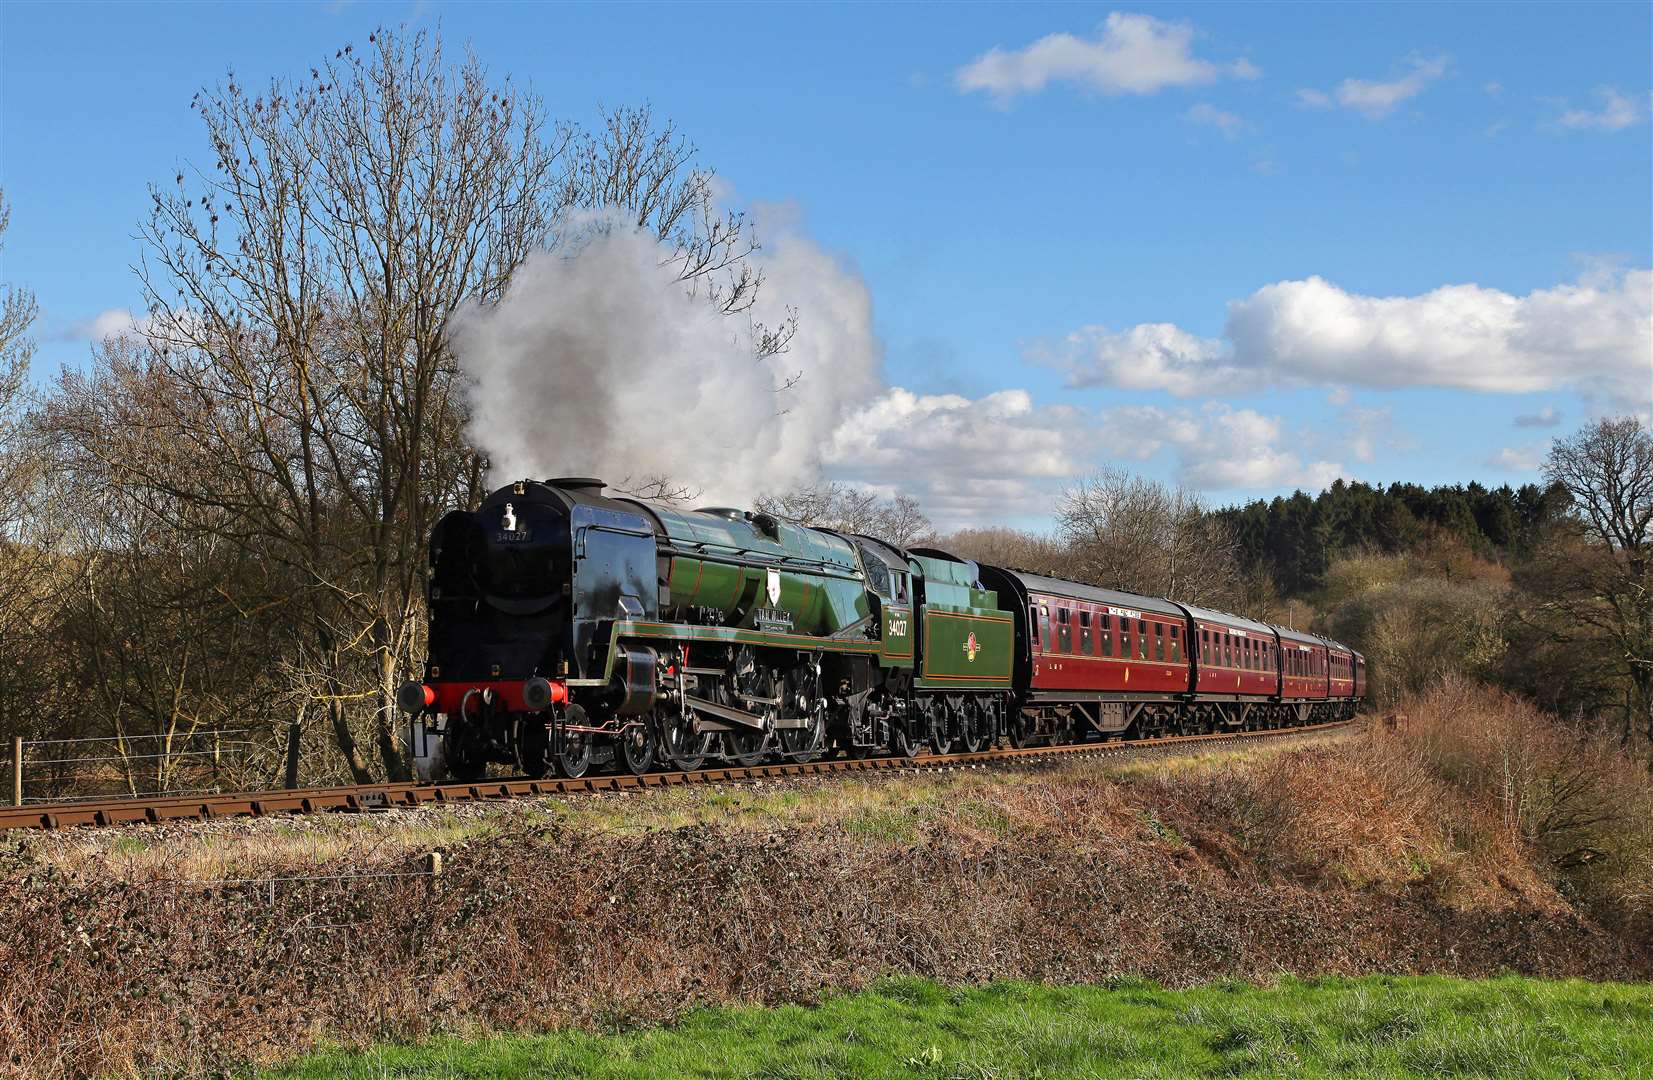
(1101, 613, 1114, 656)
(1170, 626, 1181, 663)
(1138, 620, 1149, 659)
(1201, 629, 1210, 665)
(1154, 622, 1165, 661)
(1030, 606, 1041, 646)
(1078, 610, 1092, 654)
(1224, 635, 1233, 667)
(1121, 620, 1133, 659)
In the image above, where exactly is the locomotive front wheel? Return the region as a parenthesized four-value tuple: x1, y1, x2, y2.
(617, 718, 656, 776)
(556, 704, 594, 779)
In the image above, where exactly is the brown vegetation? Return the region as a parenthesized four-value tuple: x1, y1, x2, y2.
(2, 688, 1647, 1078)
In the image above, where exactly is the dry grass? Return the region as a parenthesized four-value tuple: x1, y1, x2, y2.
(1366, 678, 1653, 941)
(0, 711, 1644, 1077)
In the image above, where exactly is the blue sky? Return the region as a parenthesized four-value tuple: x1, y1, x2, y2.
(2, 1, 1649, 526)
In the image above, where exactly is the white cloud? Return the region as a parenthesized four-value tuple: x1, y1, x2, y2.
(74, 307, 149, 341)
(1186, 103, 1244, 139)
(823, 387, 1091, 526)
(956, 13, 1257, 101)
(1299, 53, 1449, 119)
(1557, 87, 1647, 132)
(1514, 406, 1563, 428)
(1053, 322, 1236, 396)
(1061, 268, 1653, 408)
(1104, 403, 1347, 491)
(1486, 441, 1552, 472)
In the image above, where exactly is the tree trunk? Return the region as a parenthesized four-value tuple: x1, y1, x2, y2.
(283, 702, 304, 789)
(374, 620, 412, 783)
(328, 691, 373, 784)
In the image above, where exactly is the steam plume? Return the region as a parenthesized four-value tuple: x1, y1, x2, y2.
(453, 215, 881, 507)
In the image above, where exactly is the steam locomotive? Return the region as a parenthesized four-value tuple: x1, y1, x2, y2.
(398, 477, 1364, 780)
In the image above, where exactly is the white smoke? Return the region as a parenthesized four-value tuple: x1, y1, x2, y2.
(452, 214, 883, 507)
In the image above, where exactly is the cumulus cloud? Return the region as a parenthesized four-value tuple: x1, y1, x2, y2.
(1486, 441, 1552, 472)
(1186, 103, 1244, 139)
(1514, 406, 1563, 428)
(1060, 267, 1653, 408)
(1557, 87, 1647, 132)
(823, 387, 1091, 526)
(1103, 403, 1346, 490)
(956, 12, 1257, 101)
(73, 307, 150, 341)
(1299, 53, 1449, 118)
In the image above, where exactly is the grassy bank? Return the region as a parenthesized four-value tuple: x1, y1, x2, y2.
(268, 975, 1653, 1079)
(4, 692, 1649, 1077)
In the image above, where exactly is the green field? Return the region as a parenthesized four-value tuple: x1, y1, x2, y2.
(266, 975, 1652, 1079)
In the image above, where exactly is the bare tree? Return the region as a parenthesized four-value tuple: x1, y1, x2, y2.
(1531, 417, 1653, 759)
(938, 526, 1071, 576)
(45, 30, 567, 782)
(756, 481, 933, 548)
(1055, 468, 1245, 608)
(41, 32, 791, 786)
(0, 190, 59, 753)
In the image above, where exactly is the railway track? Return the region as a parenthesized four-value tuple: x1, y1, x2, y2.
(0, 719, 1354, 831)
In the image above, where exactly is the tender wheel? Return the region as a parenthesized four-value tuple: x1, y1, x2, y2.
(928, 703, 955, 756)
(958, 700, 990, 754)
(1006, 711, 1029, 750)
(891, 720, 921, 761)
(617, 717, 656, 775)
(556, 704, 594, 779)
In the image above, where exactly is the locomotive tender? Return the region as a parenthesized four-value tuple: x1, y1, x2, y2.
(398, 477, 1363, 780)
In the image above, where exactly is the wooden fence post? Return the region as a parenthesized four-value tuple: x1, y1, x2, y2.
(11, 736, 21, 807)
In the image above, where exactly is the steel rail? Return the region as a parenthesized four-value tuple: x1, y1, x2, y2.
(0, 719, 1353, 831)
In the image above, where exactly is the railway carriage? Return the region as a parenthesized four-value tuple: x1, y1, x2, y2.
(976, 567, 1190, 744)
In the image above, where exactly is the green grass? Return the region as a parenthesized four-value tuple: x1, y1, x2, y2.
(262, 975, 1652, 1079)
